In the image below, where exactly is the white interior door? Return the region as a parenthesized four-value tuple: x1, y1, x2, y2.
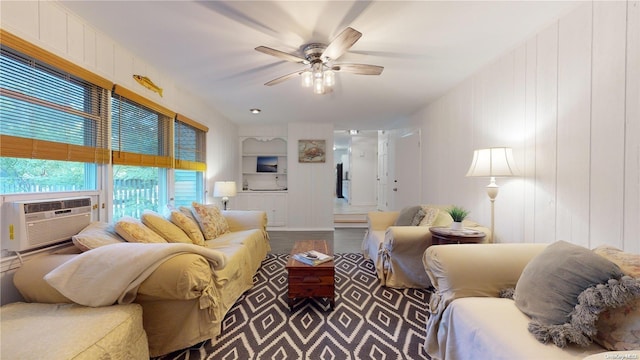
(390, 130, 421, 210)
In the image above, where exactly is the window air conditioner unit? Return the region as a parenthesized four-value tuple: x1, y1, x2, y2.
(2, 197, 92, 252)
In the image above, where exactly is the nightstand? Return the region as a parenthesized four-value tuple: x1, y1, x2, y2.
(429, 226, 486, 245)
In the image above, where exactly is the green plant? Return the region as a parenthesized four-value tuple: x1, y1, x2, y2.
(447, 206, 469, 222)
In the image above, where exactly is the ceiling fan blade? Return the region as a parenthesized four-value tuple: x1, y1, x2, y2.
(264, 70, 304, 86)
(255, 46, 307, 64)
(322, 27, 362, 61)
(332, 63, 384, 75)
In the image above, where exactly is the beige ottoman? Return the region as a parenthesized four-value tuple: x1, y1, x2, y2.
(1, 302, 148, 360)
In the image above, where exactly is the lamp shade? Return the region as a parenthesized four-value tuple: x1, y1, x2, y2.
(466, 147, 519, 177)
(213, 181, 237, 198)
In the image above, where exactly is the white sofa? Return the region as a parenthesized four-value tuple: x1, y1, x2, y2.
(13, 209, 270, 357)
(422, 243, 640, 360)
(1, 302, 148, 360)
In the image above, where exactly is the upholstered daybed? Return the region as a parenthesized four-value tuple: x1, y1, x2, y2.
(13, 208, 270, 357)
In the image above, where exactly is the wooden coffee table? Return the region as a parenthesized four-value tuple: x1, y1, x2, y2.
(285, 239, 335, 311)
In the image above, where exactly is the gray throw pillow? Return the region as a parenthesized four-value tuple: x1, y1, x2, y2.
(514, 240, 640, 348)
(411, 208, 426, 226)
(394, 206, 422, 226)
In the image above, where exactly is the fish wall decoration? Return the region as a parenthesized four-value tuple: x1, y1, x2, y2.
(133, 75, 163, 97)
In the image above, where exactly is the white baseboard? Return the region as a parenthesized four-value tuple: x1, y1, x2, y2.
(268, 227, 336, 232)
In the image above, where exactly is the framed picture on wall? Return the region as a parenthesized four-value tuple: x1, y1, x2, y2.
(298, 140, 326, 163)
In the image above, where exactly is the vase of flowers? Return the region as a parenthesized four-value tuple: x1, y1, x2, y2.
(447, 206, 469, 231)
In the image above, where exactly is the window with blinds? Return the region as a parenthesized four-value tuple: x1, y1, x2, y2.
(0, 31, 210, 218)
(0, 40, 110, 194)
(111, 85, 173, 167)
(0, 46, 110, 161)
(175, 114, 207, 171)
(111, 85, 174, 219)
(173, 114, 207, 206)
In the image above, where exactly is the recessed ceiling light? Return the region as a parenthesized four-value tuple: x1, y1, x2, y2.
(250, 108, 261, 114)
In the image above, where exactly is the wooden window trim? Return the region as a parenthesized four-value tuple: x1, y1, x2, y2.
(176, 113, 209, 133)
(112, 151, 173, 168)
(1, 135, 110, 163)
(174, 159, 206, 172)
(113, 85, 175, 119)
(0, 29, 113, 90)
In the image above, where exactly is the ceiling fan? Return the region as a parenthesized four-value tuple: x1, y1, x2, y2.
(255, 27, 383, 94)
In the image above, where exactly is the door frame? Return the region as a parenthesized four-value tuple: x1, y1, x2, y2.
(383, 128, 422, 210)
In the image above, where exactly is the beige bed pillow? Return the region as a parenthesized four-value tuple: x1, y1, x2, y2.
(72, 222, 125, 251)
(191, 202, 230, 240)
(179, 206, 198, 222)
(169, 210, 206, 246)
(114, 216, 167, 244)
(141, 210, 192, 244)
(419, 206, 440, 226)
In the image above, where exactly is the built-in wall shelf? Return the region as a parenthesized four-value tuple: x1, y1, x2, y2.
(242, 172, 287, 175)
(237, 137, 288, 226)
(243, 153, 287, 157)
(240, 137, 288, 191)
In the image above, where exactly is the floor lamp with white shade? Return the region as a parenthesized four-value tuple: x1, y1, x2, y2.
(466, 147, 519, 242)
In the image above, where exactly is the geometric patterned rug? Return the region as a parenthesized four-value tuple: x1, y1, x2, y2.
(152, 253, 431, 359)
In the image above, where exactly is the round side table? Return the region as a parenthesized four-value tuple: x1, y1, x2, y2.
(429, 226, 486, 245)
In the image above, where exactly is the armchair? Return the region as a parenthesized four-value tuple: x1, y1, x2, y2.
(361, 205, 491, 289)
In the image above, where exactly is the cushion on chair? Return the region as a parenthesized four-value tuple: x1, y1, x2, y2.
(432, 209, 454, 226)
(418, 206, 440, 226)
(514, 240, 639, 348)
(394, 206, 422, 226)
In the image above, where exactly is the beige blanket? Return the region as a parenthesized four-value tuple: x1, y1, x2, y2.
(44, 243, 227, 307)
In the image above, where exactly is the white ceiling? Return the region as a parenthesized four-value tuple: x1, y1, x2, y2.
(60, 1, 579, 131)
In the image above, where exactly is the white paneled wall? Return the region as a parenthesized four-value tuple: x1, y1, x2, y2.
(590, 1, 628, 250)
(625, 1, 640, 252)
(287, 123, 335, 230)
(556, 3, 592, 247)
(0, 0, 239, 201)
(413, 2, 639, 252)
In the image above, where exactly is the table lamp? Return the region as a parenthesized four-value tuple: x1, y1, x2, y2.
(466, 147, 519, 241)
(213, 181, 237, 210)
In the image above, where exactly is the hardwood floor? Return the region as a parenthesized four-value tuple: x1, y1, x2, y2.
(266, 197, 372, 254)
(267, 228, 366, 254)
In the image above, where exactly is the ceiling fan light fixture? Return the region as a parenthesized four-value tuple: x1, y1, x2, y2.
(323, 70, 335, 87)
(301, 71, 312, 87)
(256, 27, 382, 95)
(313, 77, 324, 94)
(312, 62, 323, 79)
